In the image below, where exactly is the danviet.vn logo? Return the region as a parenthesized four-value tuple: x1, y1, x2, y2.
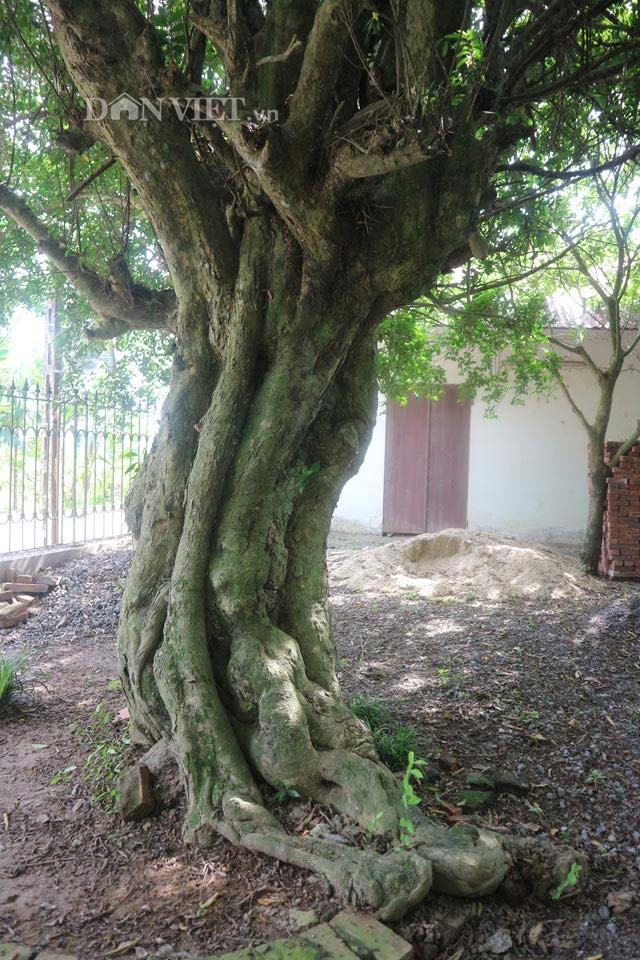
(85, 93, 277, 123)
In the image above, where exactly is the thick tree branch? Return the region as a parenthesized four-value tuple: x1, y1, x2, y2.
(45, 0, 239, 292)
(286, 0, 365, 145)
(623, 328, 640, 360)
(502, 0, 616, 97)
(0, 183, 176, 338)
(609, 422, 640, 467)
(548, 335, 605, 385)
(497, 144, 640, 182)
(64, 156, 116, 203)
(255, 35, 303, 70)
(552, 367, 593, 436)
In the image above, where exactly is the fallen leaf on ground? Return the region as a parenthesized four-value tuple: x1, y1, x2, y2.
(485, 928, 513, 955)
(528, 921, 545, 945)
(199, 892, 221, 911)
(607, 889, 635, 914)
(103, 940, 140, 957)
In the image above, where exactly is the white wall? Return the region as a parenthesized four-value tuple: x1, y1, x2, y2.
(332, 330, 640, 541)
(468, 355, 640, 540)
(333, 400, 386, 530)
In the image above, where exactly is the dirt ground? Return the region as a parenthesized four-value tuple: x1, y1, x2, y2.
(0, 544, 639, 959)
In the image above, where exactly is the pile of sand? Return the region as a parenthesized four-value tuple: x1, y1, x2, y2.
(330, 529, 606, 599)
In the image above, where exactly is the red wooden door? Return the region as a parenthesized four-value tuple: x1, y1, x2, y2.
(382, 386, 471, 534)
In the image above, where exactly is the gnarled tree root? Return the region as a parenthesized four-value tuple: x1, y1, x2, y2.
(176, 787, 586, 922)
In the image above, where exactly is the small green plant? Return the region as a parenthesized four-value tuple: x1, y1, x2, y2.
(51, 764, 78, 785)
(436, 656, 465, 690)
(76, 702, 130, 809)
(551, 861, 583, 900)
(289, 461, 321, 493)
(349, 696, 420, 769)
(272, 782, 301, 805)
(436, 667, 450, 684)
(350, 694, 388, 729)
(398, 751, 427, 848)
(374, 725, 420, 769)
(106, 678, 122, 691)
(0, 651, 31, 708)
(366, 811, 384, 841)
(586, 768, 606, 786)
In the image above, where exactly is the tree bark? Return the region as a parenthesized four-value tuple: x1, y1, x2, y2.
(581, 369, 618, 575)
(583, 443, 609, 575)
(111, 216, 584, 917)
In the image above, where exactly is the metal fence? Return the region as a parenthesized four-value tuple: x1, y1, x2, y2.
(0, 381, 157, 553)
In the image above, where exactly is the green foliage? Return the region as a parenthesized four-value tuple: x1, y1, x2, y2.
(551, 861, 583, 900)
(290, 461, 321, 494)
(374, 725, 421, 770)
(350, 695, 420, 769)
(0, 650, 31, 708)
(398, 751, 428, 848)
(271, 782, 302, 805)
(75, 703, 130, 809)
(0, 0, 172, 404)
(1, 0, 640, 415)
(51, 764, 78, 785)
(366, 811, 384, 840)
(349, 694, 387, 729)
(381, 156, 640, 419)
(586, 768, 606, 786)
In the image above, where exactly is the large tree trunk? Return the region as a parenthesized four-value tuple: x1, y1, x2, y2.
(116, 220, 582, 919)
(583, 443, 608, 575)
(581, 377, 618, 575)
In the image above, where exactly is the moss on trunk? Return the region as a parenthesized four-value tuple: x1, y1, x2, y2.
(114, 222, 584, 918)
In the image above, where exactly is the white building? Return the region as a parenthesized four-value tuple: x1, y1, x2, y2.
(334, 329, 640, 544)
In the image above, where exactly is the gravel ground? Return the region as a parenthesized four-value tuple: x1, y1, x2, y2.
(0, 544, 638, 959)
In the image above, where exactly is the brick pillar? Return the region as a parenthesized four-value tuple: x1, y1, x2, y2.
(598, 441, 640, 579)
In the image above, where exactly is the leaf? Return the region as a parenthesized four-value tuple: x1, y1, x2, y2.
(199, 892, 221, 911)
(257, 895, 285, 906)
(103, 940, 140, 957)
(528, 921, 545, 945)
(551, 861, 582, 900)
(606, 889, 635, 914)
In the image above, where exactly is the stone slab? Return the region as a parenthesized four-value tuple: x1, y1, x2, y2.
(0, 944, 35, 960)
(207, 912, 413, 960)
(302, 924, 361, 960)
(34, 952, 78, 959)
(209, 925, 361, 960)
(329, 911, 413, 960)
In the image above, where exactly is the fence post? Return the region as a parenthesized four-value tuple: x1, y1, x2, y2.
(44, 297, 62, 545)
